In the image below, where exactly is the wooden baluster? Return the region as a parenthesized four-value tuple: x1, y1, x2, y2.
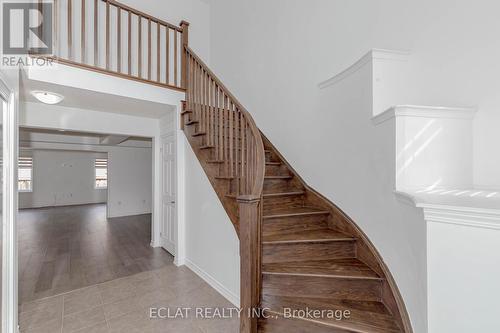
(68, 0, 72, 59)
(222, 92, 230, 172)
(201, 68, 205, 135)
(174, 30, 178, 87)
(218, 88, 224, 162)
(216, 86, 221, 160)
(205, 71, 209, 141)
(193, 62, 197, 121)
(235, 110, 240, 194)
(157, 23, 160, 82)
(81, 0, 85, 63)
(94, 0, 98, 66)
(166, 28, 170, 84)
(128, 11, 131, 75)
(206, 72, 210, 143)
(147, 18, 151, 80)
(240, 119, 248, 194)
(238, 195, 261, 333)
(185, 54, 190, 108)
(196, 64, 200, 124)
(179, 21, 190, 89)
(229, 102, 234, 178)
(138, 17, 142, 77)
(105, 0, 109, 69)
(207, 76, 212, 146)
(246, 124, 253, 193)
(190, 55, 194, 110)
(117, 7, 121, 72)
(212, 80, 216, 147)
(54, 0, 59, 57)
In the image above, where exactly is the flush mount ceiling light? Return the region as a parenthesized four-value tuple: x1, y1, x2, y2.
(31, 91, 64, 105)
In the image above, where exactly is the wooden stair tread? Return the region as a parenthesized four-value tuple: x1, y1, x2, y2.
(217, 175, 292, 180)
(185, 120, 199, 125)
(265, 175, 293, 179)
(262, 258, 380, 280)
(192, 132, 206, 136)
(262, 228, 354, 244)
(261, 295, 402, 333)
(226, 190, 305, 200)
(263, 206, 330, 219)
(263, 191, 305, 198)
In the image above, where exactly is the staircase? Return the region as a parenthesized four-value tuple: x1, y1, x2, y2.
(182, 47, 413, 333)
(46, 2, 412, 330)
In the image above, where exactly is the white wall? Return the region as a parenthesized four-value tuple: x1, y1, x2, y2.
(107, 146, 153, 218)
(183, 136, 240, 305)
(315, 62, 427, 333)
(20, 102, 155, 217)
(19, 150, 107, 209)
(121, 0, 210, 61)
(208, 0, 500, 189)
(427, 215, 500, 333)
(207, 1, 500, 330)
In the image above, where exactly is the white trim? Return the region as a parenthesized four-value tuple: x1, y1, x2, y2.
(372, 105, 477, 125)
(418, 204, 500, 230)
(174, 103, 186, 267)
(318, 49, 410, 89)
(1, 82, 19, 333)
(185, 258, 240, 307)
(394, 190, 500, 230)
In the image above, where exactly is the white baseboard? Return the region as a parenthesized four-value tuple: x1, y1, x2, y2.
(174, 256, 186, 267)
(184, 258, 240, 307)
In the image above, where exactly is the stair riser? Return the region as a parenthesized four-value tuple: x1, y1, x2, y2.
(264, 178, 294, 192)
(258, 316, 355, 333)
(262, 275, 382, 302)
(263, 241, 356, 264)
(263, 215, 329, 236)
(265, 151, 280, 163)
(265, 164, 291, 176)
(263, 196, 305, 211)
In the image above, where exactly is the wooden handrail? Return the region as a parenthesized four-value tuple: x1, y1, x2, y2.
(185, 46, 265, 197)
(184, 46, 265, 333)
(51, 0, 186, 90)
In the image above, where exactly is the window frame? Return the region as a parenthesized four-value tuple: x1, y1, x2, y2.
(18, 156, 33, 193)
(94, 158, 108, 190)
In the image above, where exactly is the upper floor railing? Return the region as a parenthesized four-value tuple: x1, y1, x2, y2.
(47, 0, 188, 91)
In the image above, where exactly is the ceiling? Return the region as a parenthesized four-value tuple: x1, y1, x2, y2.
(20, 76, 174, 119)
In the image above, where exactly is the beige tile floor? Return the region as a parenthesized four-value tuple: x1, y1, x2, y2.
(19, 264, 239, 333)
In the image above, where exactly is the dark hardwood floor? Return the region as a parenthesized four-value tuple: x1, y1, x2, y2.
(18, 204, 172, 304)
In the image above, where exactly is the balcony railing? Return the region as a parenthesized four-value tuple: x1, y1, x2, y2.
(45, 0, 188, 91)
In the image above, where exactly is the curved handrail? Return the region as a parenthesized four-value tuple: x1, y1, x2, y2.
(185, 46, 265, 198)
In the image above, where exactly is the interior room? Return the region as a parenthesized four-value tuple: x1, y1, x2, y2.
(16, 128, 171, 304)
(1, 1, 499, 333)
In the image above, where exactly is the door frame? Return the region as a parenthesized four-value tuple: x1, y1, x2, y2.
(1, 75, 19, 333)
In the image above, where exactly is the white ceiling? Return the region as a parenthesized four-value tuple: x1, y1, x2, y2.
(20, 77, 174, 119)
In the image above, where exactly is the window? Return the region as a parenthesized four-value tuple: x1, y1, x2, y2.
(18, 157, 33, 192)
(95, 158, 108, 189)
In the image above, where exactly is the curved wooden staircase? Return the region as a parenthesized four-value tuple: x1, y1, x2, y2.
(39, 2, 411, 332)
(182, 47, 413, 333)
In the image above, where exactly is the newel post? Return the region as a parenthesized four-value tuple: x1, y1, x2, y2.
(179, 20, 190, 89)
(238, 195, 261, 333)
